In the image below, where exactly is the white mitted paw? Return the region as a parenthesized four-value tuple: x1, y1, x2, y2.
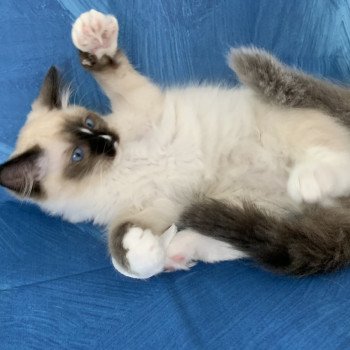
(113, 225, 177, 279)
(288, 152, 350, 203)
(72, 9, 118, 59)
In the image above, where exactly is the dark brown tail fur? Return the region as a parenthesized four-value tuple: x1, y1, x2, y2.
(229, 47, 350, 126)
(178, 199, 350, 276)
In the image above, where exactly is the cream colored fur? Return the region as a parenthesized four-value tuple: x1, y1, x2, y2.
(12, 10, 350, 278)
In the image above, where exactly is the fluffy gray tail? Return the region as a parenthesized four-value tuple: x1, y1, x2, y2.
(229, 47, 350, 126)
(178, 199, 350, 276)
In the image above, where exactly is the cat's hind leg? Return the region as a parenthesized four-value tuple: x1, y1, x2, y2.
(109, 223, 176, 279)
(177, 199, 350, 276)
(228, 47, 350, 124)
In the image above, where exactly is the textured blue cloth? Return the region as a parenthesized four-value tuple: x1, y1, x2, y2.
(1, 1, 350, 349)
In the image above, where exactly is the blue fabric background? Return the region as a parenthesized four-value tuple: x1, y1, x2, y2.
(1, 1, 350, 349)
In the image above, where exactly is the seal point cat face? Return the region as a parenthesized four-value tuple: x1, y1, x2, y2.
(0, 67, 119, 201)
(62, 112, 119, 180)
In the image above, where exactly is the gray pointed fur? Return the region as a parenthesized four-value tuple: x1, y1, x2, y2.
(229, 47, 350, 126)
(179, 199, 350, 276)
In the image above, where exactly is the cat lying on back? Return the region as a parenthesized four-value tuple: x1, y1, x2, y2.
(2, 9, 350, 278)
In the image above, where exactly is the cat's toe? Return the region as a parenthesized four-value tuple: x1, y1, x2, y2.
(72, 9, 118, 59)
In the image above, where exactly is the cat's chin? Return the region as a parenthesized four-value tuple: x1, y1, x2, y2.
(38, 201, 94, 224)
(61, 212, 92, 224)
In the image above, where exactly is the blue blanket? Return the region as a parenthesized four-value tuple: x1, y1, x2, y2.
(1, 1, 350, 349)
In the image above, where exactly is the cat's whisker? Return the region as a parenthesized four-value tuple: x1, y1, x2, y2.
(71, 81, 85, 106)
(72, 86, 79, 106)
(75, 86, 91, 106)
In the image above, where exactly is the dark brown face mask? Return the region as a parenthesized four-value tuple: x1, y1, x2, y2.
(63, 115, 119, 180)
(0, 146, 45, 198)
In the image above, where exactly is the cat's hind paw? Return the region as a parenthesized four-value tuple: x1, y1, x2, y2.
(72, 9, 118, 59)
(111, 225, 177, 279)
(288, 152, 350, 203)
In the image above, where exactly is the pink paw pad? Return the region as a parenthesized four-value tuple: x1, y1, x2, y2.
(171, 254, 186, 263)
(164, 255, 186, 271)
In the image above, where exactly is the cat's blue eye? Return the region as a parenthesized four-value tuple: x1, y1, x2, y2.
(85, 117, 95, 129)
(72, 147, 84, 162)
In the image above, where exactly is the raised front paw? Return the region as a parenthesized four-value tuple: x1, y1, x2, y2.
(72, 9, 118, 59)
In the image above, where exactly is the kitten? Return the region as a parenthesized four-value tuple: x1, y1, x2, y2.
(1, 9, 350, 279)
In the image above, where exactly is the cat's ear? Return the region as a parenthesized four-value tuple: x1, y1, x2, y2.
(35, 66, 63, 110)
(0, 146, 46, 198)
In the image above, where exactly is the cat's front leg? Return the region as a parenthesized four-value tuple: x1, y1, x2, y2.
(109, 222, 177, 279)
(71, 10, 163, 116)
